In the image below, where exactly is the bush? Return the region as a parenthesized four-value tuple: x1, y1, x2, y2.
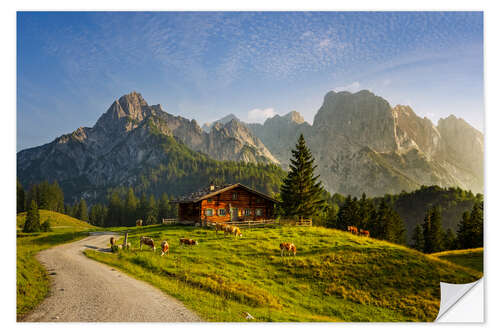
(41, 219, 52, 232)
(111, 245, 120, 253)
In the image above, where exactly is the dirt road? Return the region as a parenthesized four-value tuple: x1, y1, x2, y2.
(22, 232, 201, 322)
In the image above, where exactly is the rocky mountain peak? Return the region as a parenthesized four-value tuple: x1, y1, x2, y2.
(282, 111, 305, 124)
(313, 89, 397, 152)
(202, 114, 240, 132)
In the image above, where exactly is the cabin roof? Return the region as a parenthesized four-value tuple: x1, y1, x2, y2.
(172, 183, 280, 204)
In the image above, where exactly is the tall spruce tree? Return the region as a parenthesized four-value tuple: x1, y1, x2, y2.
(23, 200, 41, 233)
(76, 199, 89, 221)
(158, 193, 171, 222)
(124, 187, 138, 226)
(422, 206, 444, 253)
(411, 224, 425, 252)
(457, 201, 483, 249)
(280, 134, 325, 220)
(17, 180, 25, 213)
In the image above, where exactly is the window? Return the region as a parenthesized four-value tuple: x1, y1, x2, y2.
(207, 198, 213, 203)
(255, 208, 262, 217)
(256, 197, 262, 203)
(232, 193, 238, 200)
(218, 209, 226, 216)
(205, 208, 213, 217)
(244, 208, 252, 216)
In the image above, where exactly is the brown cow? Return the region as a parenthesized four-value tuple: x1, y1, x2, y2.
(215, 223, 227, 234)
(223, 224, 234, 236)
(359, 229, 370, 237)
(347, 226, 359, 235)
(280, 242, 297, 256)
(160, 240, 169, 256)
(110, 237, 116, 247)
(180, 238, 198, 246)
(140, 236, 155, 251)
(136, 219, 143, 227)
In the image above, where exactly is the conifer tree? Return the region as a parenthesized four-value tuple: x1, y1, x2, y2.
(443, 228, 457, 250)
(280, 134, 325, 221)
(17, 180, 25, 213)
(106, 190, 124, 227)
(457, 201, 483, 249)
(124, 187, 138, 226)
(23, 200, 41, 233)
(76, 199, 89, 222)
(411, 224, 425, 252)
(158, 193, 171, 221)
(422, 206, 444, 253)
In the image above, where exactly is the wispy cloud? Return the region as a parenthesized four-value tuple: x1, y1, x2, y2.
(247, 107, 276, 123)
(334, 81, 361, 93)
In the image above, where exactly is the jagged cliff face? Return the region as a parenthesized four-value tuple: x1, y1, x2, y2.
(247, 90, 483, 196)
(18, 90, 483, 201)
(247, 111, 312, 169)
(17, 92, 279, 202)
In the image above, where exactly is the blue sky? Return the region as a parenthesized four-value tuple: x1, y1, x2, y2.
(17, 11, 483, 151)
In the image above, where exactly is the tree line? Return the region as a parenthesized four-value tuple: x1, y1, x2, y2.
(411, 201, 483, 253)
(17, 180, 177, 229)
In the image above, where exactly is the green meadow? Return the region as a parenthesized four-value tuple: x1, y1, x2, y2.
(432, 248, 483, 273)
(16, 210, 95, 319)
(85, 224, 482, 322)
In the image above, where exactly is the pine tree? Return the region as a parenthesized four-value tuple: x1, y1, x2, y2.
(106, 191, 123, 227)
(124, 187, 138, 226)
(429, 206, 444, 252)
(457, 201, 483, 249)
(422, 206, 444, 253)
(422, 210, 432, 253)
(76, 199, 89, 221)
(17, 180, 25, 213)
(158, 193, 171, 222)
(145, 195, 158, 225)
(23, 200, 41, 233)
(280, 134, 325, 221)
(411, 224, 425, 251)
(443, 228, 457, 250)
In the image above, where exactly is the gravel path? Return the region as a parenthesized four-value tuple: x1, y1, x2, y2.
(22, 232, 201, 322)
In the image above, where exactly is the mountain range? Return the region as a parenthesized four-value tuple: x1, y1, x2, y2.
(17, 90, 483, 202)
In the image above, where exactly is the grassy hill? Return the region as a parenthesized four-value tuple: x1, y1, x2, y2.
(85, 224, 481, 322)
(431, 248, 483, 273)
(17, 210, 95, 319)
(17, 209, 93, 231)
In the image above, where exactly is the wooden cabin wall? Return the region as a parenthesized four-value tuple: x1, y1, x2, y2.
(199, 187, 275, 223)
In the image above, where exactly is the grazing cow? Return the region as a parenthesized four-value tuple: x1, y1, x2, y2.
(140, 236, 155, 251)
(215, 223, 227, 234)
(280, 242, 297, 256)
(231, 226, 243, 238)
(179, 238, 198, 246)
(347, 226, 359, 235)
(110, 237, 116, 247)
(160, 240, 169, 256)
(359, 229, 370, 237)
(223, 224, 234, 236)
(136, 219, 143, 227)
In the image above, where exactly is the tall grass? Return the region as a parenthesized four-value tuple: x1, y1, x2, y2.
(85, 225, 481, 322)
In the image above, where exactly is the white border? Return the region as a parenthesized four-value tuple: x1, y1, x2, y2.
(2, 1, 499, 332)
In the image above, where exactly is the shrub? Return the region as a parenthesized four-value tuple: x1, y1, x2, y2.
(41, 219, 52, 232)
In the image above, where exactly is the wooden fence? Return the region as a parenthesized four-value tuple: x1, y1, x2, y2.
(204, 218, 312, 229)
(162, 218, 177, 225)
(278, 218, 313, 227)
